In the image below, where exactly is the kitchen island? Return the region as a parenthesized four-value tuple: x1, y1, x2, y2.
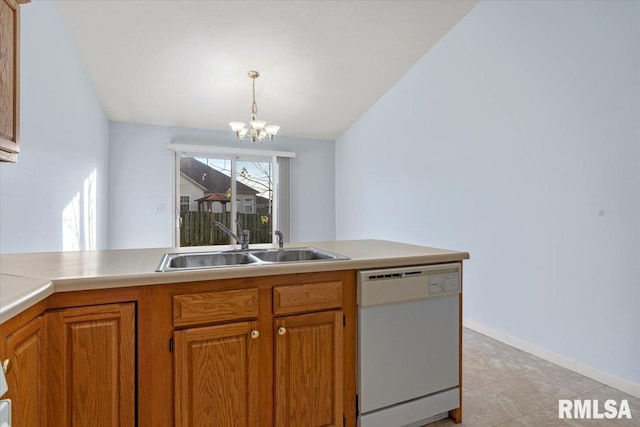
(0, 239, 469, 427)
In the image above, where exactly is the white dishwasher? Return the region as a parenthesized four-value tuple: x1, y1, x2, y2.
(357, 263, 461, 427)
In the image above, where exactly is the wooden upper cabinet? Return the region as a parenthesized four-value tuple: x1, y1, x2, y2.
(174, 321, 260, 427)
(46, 303, 136, 427)
(0, 0, 28, 162)
(274, 310, 343, 427)
(4, 315, 47, 427)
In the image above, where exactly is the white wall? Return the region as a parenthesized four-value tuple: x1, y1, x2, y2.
(109, 121, 335, 249)
(0, 1, 109, 253)
(336, 0, 640, 387)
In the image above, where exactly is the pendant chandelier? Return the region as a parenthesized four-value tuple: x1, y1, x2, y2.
(229, 70, 280, 143)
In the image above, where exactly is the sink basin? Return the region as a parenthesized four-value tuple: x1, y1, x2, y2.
(251, 248, 349, 263)
(156, 247, 349, 272)
(157, 252, 258, 271)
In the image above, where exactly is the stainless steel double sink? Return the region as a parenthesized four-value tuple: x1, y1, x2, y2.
(156, 247, 349, 272)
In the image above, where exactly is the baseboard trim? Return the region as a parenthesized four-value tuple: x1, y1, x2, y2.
(462, 319, 640, 399)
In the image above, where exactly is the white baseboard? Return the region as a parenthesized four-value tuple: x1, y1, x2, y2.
(462, 319, 640, 399)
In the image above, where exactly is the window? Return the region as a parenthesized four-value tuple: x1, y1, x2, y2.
(180, 196, 190, 213)
(171, 144, 293, 248)
(243, 197, 254, 214)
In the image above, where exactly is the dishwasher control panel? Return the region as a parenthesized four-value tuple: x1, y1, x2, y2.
(357, 263, 461, 307)
(428, 272, 460, 295)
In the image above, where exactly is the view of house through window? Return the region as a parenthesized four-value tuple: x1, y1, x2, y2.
(178, 155, 274, 247)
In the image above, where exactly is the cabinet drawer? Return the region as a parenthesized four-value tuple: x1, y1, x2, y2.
(174, 288, 259, 327)
(273, 281, 342, 315)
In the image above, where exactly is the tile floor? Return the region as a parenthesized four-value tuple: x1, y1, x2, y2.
(431, 328, 640, 426)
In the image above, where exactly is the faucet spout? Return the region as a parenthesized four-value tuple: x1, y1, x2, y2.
(212, 221, 250, 249)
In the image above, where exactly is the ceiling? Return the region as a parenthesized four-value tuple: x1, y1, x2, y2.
(54, 0, 478, 141)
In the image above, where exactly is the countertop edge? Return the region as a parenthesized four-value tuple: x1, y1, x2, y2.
(0, 277, 53, 324)
(48, 251, 469, 292)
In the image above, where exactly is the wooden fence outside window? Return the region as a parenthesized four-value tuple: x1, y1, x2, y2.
(180, 212, 273, 247)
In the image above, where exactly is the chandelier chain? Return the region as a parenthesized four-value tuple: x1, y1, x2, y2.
(251, 76, 258, 121)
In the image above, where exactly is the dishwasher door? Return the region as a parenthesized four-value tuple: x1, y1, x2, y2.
(357, 264, 460, 416)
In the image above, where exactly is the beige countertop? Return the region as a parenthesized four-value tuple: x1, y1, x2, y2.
(0, 239, 469, 324)
(0, 275, 53, 323)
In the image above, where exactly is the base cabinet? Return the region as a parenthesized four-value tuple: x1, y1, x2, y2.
(174, 321, 260, 427)
(46, 303, 136, 427)
(4, 315, 47, 427)
(170, 272, 354, 427)
(174, 311, 345, 427)
(274, 311, 343, 427)
(2, 271, 356, 427)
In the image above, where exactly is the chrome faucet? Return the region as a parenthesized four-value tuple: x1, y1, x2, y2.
(212, 220, 250, 250)
(274, 230, 284, 250)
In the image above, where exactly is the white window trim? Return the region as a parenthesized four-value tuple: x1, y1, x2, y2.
(170, 143, 293, 247)
(168, 142, 296, 158)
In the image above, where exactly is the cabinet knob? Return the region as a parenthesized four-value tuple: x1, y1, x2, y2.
(250, 330, 259, 339)
(2, 359, 10, 375)
(278, 327, 286, 336)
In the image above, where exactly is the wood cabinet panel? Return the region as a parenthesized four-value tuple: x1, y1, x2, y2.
(174, 321, 259, 427)
(173, 288, 259, 327)
(47, 303, 136, 427)
(0, 0, 22, 162)
(273, 281, 342, 315)
(5, 315, 46, 427)
(274, 311, 343, 427)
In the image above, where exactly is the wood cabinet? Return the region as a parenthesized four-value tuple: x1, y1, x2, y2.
(46, 303, 136, 427)
(0, 0, 29, 163)
(169, 272, 355, 427)
(1, 270, 357, 427)
(173, 287, 261, 426)
(274, 311, 343, 427)
(174, 321, 260, 427)
(4, 315, 47, 427)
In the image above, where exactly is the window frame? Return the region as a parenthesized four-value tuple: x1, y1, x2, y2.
(169, 143, 295, 247)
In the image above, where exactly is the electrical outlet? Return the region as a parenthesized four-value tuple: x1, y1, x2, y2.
(156, 204, 166, 213)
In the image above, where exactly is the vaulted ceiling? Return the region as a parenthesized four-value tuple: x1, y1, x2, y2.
(55, 0, 478, 141)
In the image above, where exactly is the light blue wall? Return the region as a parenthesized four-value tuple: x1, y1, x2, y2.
(109, 121, 335, 249)
(0, 1, 109, 253)
(336, 1, 640, 386)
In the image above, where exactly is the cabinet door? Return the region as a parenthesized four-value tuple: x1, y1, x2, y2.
(0, 0, 21, 162)
(5, 315, 46, 427)
(274, 311, 343, 427)
(47, 303, 136, 427)
(174, 321, 260, 427)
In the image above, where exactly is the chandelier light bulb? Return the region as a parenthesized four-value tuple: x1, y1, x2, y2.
(265, 125, 280, 141)
(229, 122, 245, 132)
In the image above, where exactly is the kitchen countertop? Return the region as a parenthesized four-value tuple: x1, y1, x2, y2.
(0, 275, 53, 323)
(0, 239, 469, 324)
